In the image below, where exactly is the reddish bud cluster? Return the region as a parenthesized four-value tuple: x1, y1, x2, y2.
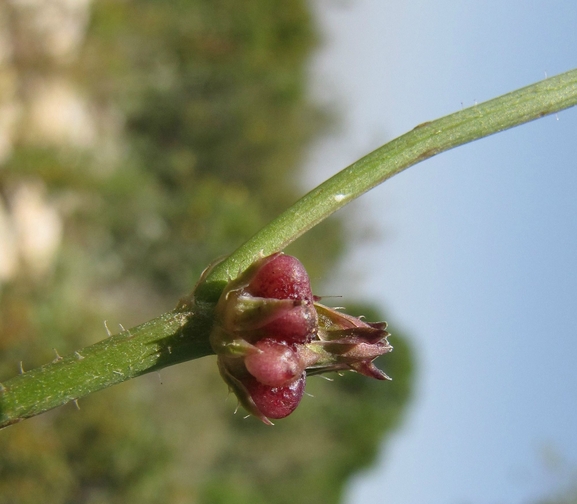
(210, 252, 392, 424)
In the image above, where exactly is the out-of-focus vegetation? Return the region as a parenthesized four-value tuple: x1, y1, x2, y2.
(535, 489, 577, 504)
(0, 1, 413, 502)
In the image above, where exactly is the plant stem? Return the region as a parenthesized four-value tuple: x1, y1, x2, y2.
(0, 306, 214, 429)
(196, 68, 577, 302)
(2, 68, 576, 429)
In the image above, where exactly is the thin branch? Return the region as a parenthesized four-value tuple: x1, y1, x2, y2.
(195, 68, 577, 302)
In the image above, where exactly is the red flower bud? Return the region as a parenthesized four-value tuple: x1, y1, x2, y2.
(244, 373, 306, 421)
(246, 253, 314, 303)
(209, 252, 393, 424)
(244, 339, 305, 387)
(210, 253, 315, 423)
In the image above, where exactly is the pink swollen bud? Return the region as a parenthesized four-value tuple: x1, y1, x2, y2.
(244, 339, 305, 387)
(210, 253, 316, 423)
(208, 252, 393, 424)
(246, 253, 314, 302)
(243, 373, 306, 420)
(245, 253, 315, 345)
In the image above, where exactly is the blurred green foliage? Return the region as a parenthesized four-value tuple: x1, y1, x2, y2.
(0, 1, 414, 502)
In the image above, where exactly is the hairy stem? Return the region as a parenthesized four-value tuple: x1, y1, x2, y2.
(1, 68, 577, 429)
(0, 306, 214, 429)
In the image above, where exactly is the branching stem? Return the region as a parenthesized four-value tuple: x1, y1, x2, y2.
(1, 68, 576, 429)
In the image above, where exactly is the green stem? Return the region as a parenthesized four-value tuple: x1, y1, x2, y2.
(196, 68, 577, 302)
(0, 306, 214, 429)
(2, 68, 577, 429)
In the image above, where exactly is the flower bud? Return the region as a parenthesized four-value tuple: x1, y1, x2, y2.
(209, 252, 393, 424)
(244, 339, 305, 387)
(243, 373, 306, 421)
(210, 253, 315, 424)
(216, 352, 306, 425)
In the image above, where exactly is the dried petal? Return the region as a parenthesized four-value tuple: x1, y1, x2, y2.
(306, 303, 393, 379)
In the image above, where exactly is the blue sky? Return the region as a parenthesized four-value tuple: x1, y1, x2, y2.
(304, 1, 577, 503)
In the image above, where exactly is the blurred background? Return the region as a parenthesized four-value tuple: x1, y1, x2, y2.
(305, 1, 577, 504)
(0, 1, 576, 504)
(0, 1, 412, 503)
